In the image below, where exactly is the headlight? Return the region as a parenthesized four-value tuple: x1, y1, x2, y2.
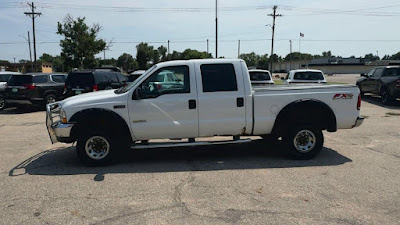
(60, 108, 67, 123)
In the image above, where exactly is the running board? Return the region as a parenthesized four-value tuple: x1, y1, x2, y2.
(131, 139, 252, 150)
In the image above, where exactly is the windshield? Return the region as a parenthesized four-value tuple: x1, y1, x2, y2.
(115, 65, 157, 94)
(249, 72, 271, 81)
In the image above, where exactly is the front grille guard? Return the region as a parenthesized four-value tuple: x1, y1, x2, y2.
(46, 103, 61, 144)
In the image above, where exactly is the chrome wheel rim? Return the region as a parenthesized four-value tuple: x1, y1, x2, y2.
(293, 130, 316, 153)
(0, 97, 4, 109)
(85, 136, 110, 160)
(47, 96, 56, 104)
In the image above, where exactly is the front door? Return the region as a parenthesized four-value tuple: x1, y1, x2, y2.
(128, 64, 199, 140)
(194, 62, 246, 137)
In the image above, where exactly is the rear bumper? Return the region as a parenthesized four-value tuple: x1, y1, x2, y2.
(353, 117, 364, 128)
(46, 104, 74, 144)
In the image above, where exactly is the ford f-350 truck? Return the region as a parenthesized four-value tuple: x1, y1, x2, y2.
(46, 59, 364, 166)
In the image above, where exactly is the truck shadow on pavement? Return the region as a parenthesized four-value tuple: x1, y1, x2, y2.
(362, 95, 400, 109)
(9, 140, 352, 181)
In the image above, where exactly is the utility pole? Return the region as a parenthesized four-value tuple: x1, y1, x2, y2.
(167, 40, 170, 55)
(238, 40, 241, 58)
(27, 31, 33, 71)
(215, 0, 218, 58)
(207, 39, 209, 54)
(289, 40, 292, 71)
(24, 2, 41, 72)
(267, 5, 282, 73)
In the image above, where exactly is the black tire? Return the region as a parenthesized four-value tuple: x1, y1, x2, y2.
(76, 130, 119, 166)
(285, 125, 324, 160)
(45, 94, 57, 105)
(380, 89, 392, 105)
(0, 95, 5, 111)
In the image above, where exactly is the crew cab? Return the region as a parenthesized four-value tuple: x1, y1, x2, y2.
(46, 59, 363, 166)
(357, 66, 400, 105)
(283, 69, 327, 84)
(5, 73, 67, 108)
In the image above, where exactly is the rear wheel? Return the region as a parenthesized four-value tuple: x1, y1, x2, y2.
(285, 125, 324, 160)
(0, 95, 5, 110)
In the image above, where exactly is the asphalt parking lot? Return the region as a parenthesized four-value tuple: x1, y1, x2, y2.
(0, 76, 399, 225)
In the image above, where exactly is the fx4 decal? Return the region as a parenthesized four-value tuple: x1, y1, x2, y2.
(333, 93, 353, 100)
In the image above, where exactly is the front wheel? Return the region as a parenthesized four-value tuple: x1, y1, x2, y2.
(76, 131, 118, 166)
(380, 89, 392, 105)
(45, 94, 57, 105)
(285, 126, 324, 160)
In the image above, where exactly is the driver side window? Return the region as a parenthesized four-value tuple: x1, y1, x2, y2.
(367, 69, 375, 77)
(138, 66, 190, 99)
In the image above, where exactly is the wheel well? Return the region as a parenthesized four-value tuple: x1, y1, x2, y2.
(69, 109, 132, 143)
(43, 91, 57, 98)
(271, 99, 337, 136)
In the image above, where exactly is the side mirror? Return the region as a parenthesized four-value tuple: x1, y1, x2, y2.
(360, 73, 366, 77)
(135, 87, 143, 100)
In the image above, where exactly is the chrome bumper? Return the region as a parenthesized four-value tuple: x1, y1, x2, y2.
(354, 117, 364, 128)
(46, 103, 74, 144)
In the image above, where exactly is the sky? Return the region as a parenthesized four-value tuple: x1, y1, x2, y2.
(1, 0, 400, 62)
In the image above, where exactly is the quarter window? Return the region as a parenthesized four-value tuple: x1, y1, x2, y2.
(200, 64, 238, 92)
(138, 66, 190, 99)
(383, 68, 400, 77)
(33, 75, 48, 83)
(51, 75, 66, 83)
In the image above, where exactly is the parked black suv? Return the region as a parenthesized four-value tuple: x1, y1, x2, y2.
(357, 66, 400, 104)
(64, 70, 127, 98)
(5, 73, 67, 108)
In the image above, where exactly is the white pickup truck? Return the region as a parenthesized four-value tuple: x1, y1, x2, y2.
(46, 59, 364, 166)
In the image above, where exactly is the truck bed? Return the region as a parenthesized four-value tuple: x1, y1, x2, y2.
(252, 84, 357, 92)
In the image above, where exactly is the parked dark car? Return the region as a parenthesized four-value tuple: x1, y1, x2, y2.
(5, 73, 67, 108)
(357, 66, 400, 104)
(127, 70, 146, 82)
(0, 71, 22, 110)
(64, 70, 127, 98)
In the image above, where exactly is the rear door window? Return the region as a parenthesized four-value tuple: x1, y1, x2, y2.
(107, 73, 119, 83)
(383, 68, 400, 77)
(8, 75, 33, 85)
(66, 72, 95, 87)
(117, 73, 128, 83)
(294, 72, 324, 80)
(200, 64, 238, 92)
(33, 75, 48, 83)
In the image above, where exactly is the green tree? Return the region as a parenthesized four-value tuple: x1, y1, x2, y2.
(322, 51, 333, 58)
(57, 15, 106, 70)
(364, 53, 380, 61)
(98, 58, 117, 67)
(284, 52, 314, 61)
(158, 46, 167, 61)
(136, 42, 156, 69)
(38, 53, 65, 72)
(117, 53, 137, 72)
(239, 52, 260, 67)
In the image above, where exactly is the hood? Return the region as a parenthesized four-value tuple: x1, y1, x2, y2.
(60, 89, 127, 108)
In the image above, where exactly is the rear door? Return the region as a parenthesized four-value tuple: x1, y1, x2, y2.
(195, 62, 246, 137)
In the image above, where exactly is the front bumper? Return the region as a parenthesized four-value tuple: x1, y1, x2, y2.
(46, 103, 74, 144)
(353, 117, 364, 128)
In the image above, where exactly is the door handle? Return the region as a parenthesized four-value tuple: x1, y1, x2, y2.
(237, 97, 244, 107)
(189, 99, 196, 109)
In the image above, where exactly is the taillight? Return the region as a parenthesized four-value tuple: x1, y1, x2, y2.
(396, 79, 400, 88)
(357, 93, 361, 110)
(157, 84, 162, 90)
(93, 84, 98, 91)
(23, 84, 36, 90)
